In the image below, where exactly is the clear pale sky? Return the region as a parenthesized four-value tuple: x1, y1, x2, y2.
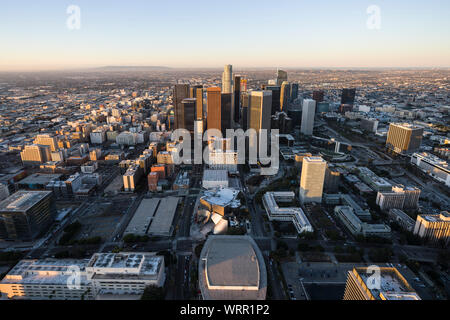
(1, 0, 449, 71)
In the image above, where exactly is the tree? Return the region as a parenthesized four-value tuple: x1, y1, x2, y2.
(141, 285, 165, 300)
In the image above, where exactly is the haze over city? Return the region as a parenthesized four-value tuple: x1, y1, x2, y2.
(1, 0, 450, 71)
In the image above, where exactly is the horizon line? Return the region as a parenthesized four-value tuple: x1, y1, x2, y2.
(1, 65, 450, 73)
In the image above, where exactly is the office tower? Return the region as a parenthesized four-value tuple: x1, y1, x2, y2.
(271, 112, 293, 134)
(300, 157, 326, 204)
(240, 92, 249, 131)
(248, 91, 272, 133)
(33, 134, 59, 152)
(207, 87, 222, 132)
(325, 166, 341, 193)
(20, 144, 51, 165)
(312, 90, 324, 103)
(343, 267, 420, 300)
(0, 191, 56, 241)
(290, 83, 299, 102)
(376, 185, 421, 211)
(233, 75, 241, 123)
(301, 99, 316, 136)
(276, 69, 288, 86)
(181, 98, 196, 133)
(341, 88, 356, 105)
(189, 85, 204, 121)
(386, 123, 424, 154)
(222, 65, 233, 94)
(240, 78, 248, 92)
(221, 93, 232, 135)
(266, 85, 281, 115)
(280, 81, 291, 111)
(414, 211, 450, 245)
(173, 84, 190, 130)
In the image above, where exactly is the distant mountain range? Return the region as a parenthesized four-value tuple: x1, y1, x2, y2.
(95, 66, 172, 71)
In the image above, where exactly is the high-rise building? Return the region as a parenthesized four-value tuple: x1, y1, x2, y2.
(240, 92, 249, 131)
(207, 87, 222, 132)
(276, 69, 288, 86)
(222, 65, 233, 94)
(20, 144, 51, 166)
(181, 98, 196, 133)
(341, 88, 356, 105)
(0, 191, 56, 241)
(301, 99, 316, 136)
(233, 75, 241, 123)
(33, 134, 59, 152)
(265, 85, 281, 115)
(343, 267, 420, 300)
(414, 211, 450, 245)
(280, 81, 291, 111)
(290, 83, 299, 102)
(190, 85, 204, 121)
(248, 91, 272, 133)
(312, 90, 325, 103)
(173, 84, 190, 130)
(221, 93, 233, 135)
(300, 157, 326, 204)
(386, 123, 424, 154)
(376, 185, 421, 211)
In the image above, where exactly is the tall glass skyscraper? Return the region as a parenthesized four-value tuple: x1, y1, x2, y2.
(222, 65, 233, 94)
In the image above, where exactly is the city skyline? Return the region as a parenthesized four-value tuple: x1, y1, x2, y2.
(1, 0, 450, 71)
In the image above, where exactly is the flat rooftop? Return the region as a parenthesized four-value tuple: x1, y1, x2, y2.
(0, 190, 52, 212)
(354, 267, 420, 300)
(17, 173, 62, 185)
(88, 253, 162, 277)
(199, 236, 267, 300)
(124, 199, 160, 236)
(147, 197, 179, 236)
(1, 259, 90, 286)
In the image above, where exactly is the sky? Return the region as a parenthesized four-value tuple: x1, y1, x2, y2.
(1, 0, 450, 71)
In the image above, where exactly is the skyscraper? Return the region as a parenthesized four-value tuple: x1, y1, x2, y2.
(276, 69, 288, 86)
(189, 85, 204, 121)
(280, 81, 291, 111)
(173, 84, 189, 130)
(181, 98, 196, 133)
(386, 123, 424, 154)
(265, 85, 281, 115)
(300, 157, 326, 204)
(221, 93, 233, 135)
(290, 83, 299, 102)
(233, 75, 241, 123)
(240, 92, 250, 131)
(341, 88, 356, 105)
(207, 87, 222, 132)
(249, 91, 272, 133)
(222, 65, 233, 94)
(301, 99, 316, 136)
(312, 90, 325, 103)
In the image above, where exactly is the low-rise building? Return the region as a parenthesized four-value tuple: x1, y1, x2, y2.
(262, 192, 313, 234)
